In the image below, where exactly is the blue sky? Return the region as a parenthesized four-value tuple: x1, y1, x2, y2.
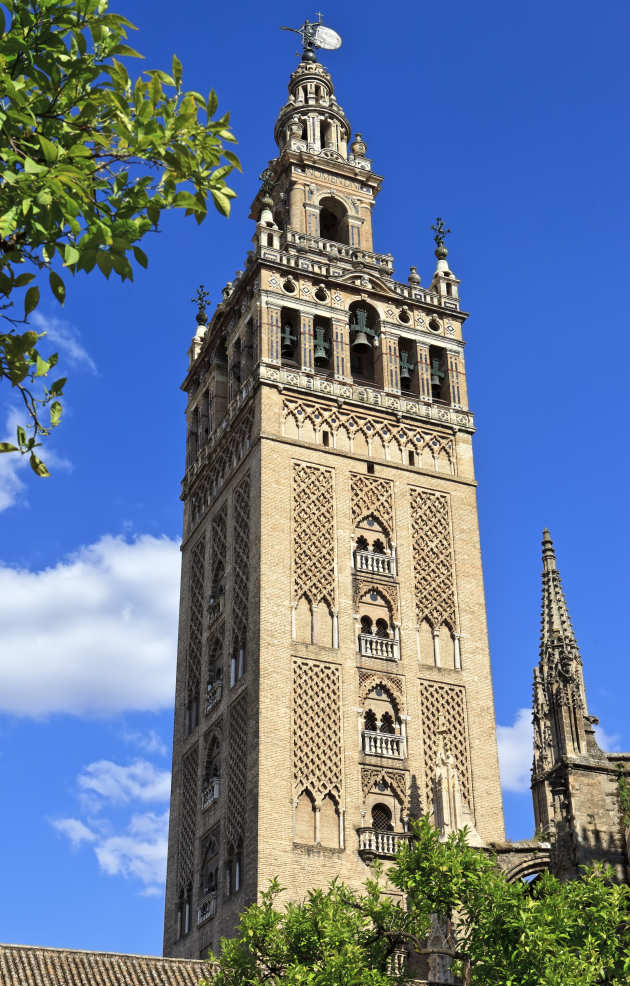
(1, 0, 629, 959)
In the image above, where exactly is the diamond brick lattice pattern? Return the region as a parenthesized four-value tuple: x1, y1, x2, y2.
(293, 659, 342, 801)
(350, 473, 394, 536)
(232, 474, 250, 644)
(419, 680, 471, 807)
(211, 503, 227, 584)
(292, 463, 336, 608)
(177, 745, 199, 891)
(187, 536, 205, 696)
(409, 488, 456, 630)
(226, 693, 248, 847)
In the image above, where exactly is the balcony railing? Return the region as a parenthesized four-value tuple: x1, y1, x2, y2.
(357, 827, 411, 858)
(358, 633, 399, 661)
(197, 892, 217, 926)
(200, 777, 220, 810)
(206, 680, 223, 715)
(354, 549, 395, 577)
(362, 730, 406, 759)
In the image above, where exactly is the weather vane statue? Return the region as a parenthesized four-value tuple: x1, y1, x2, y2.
(431, 217, 451, 258)
(281, 13, 342, 62)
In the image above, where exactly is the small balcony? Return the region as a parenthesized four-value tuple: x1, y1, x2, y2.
(354, 549, 396, 577)
(357, 827, 411, 859)
(358, 633, 399, 661)
(206, 680, 223, 715)
(200, 777, 220, 810)
(362, 730, 406, 759)
(197, 892, 217, 926)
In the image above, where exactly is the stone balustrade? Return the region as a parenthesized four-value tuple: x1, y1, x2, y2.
(362, 730, 406, 758)
(200, 777, 220, 811)
(197, 892, 217, 926)
(357, 827, 411, 858)
(358, 633, 399, 661)
(206, 680, 223, 715)
(354, 549, 395, 577)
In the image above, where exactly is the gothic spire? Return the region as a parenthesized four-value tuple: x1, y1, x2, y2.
(540, 528, 581, 662)
(533, 529, 599, 771)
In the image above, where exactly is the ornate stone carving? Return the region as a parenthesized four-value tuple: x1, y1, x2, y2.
(187, 537, 205, 700)
(231, 474, 250, 649)
(350, 473, 394, 536)
(358, 671, 404, 712)
(177, 744, 198, 891)
(409, 487, 456, 631)
(361, 767, 407, 807)
(283, 395, 455, 471)
(293, 658, 343, 803)
(292, 463, 336, 608)
(419, 680, 471, 808)
(188, 401, 255, 529)
(226, 693, 248, 847)
(353, 576, 399, 617)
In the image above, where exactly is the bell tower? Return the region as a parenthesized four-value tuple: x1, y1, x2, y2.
(163, 25, 505, 959)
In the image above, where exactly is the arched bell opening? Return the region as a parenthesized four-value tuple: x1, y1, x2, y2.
(398, 337, 419, 395)
(349, 301, 380, 383)
(319, 196, 349, 244)
(429, 344, 451, 403)
(313, 316, 333, 375)
(280, 306, 300, 366)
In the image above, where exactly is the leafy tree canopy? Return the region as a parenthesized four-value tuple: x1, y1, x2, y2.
(0, 0, 239, 473)
(204, 817, 630, 986)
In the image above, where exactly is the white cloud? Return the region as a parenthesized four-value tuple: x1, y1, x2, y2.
(0, 533, 180, 716)
(497, 708, 533, 794)
(94, 811, 169, 891)
(78, 759, 171, 804)
(31, 311, 97, 373)
(0, 406, 72, 512)
(51, 817, 97, 847)
(123, 728, 168, 757)
(52, 758, 171, 894)
(595, 723, 620, 752)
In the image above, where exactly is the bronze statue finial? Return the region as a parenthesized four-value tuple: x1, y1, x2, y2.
(191, 285, 210, 325)
(431, 217, 452, 249)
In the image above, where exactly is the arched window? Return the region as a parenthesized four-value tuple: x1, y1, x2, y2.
(224, 842, 242, 897)
(360, 614, 373, 635)
(205, 737, 220, 783)
(319, 196, 349, 244)
(364, 709, 378, 732)
(177, 884, 192, 938)
(380, 711, 395, 734)
(375, 618, 389, 639)
(372, 537, 385, 554)
(371, 803, 393, 832)
(356, 535, 369, 551)
(201, 837, 219, 896)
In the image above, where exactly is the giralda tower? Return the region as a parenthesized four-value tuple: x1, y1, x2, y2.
(163, 21, 505, 959)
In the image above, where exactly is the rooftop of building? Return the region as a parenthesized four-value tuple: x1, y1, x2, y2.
(0, 943, 208, 986)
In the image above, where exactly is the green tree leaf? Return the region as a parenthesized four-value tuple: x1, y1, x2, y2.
(49, 271, 66, 303)
(30, 453, 51, 478)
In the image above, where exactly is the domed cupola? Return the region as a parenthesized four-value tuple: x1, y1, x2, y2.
(274, 57, 351, 159)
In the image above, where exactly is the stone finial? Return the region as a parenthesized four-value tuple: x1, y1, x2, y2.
(408, 265, 421, 286)
(191, 285, 210, 326)
(350, 132, 367, 157)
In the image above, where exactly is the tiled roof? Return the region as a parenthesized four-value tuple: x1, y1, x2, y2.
(0, 944, 207, 986)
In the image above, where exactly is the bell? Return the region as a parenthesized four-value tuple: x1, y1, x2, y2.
(313, 325, 330, 365)
(399, 352, 415, 381)
(430, 358, 445, 388)
(350, 307, 373, 352)
(281, 323, 297, 357)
